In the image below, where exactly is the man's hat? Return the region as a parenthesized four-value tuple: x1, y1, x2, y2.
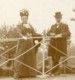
(54, 12, 62, 18)
(20, 9, 29, 17)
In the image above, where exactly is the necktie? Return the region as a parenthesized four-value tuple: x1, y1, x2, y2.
(57, 24, 59, 28)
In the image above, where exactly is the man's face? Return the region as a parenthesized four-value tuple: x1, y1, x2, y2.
(55, 17, 62, 23)
(21, 16, 28, 24)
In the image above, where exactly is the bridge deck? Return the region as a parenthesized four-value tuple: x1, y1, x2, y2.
(0, 75, 75, 80)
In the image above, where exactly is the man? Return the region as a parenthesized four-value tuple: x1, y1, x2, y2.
(47, 12, 71, 76)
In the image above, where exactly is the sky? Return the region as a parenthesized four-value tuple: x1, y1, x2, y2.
(0, 0, 75, 42)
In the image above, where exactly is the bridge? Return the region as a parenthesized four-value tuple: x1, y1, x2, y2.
(0, 36, 75, 79)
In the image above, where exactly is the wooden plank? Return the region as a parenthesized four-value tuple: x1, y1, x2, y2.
(0, 75, 75, 80)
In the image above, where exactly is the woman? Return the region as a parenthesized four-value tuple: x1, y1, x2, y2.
(14, 9, 41, 78)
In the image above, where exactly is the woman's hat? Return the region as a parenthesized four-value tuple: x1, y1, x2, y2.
(20, 9, 29, 17)
(54, 12, 62, 18)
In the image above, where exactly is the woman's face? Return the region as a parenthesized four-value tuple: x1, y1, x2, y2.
(21, 16, 28, 24)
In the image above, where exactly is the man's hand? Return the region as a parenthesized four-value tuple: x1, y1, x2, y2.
(50, 33, 56, 38)
(50, 33, 56, 36)
(55, 34, 62, 38)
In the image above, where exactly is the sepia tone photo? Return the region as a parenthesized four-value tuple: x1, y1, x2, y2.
(0, 0, 75, 80)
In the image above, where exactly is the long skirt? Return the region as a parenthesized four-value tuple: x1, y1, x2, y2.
(14, 39, 36, 78)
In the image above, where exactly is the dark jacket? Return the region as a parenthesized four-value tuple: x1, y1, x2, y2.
(47, 23, 71, 57)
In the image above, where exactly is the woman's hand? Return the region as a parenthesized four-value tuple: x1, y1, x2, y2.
(35, 40, 39, 45)
(22, 36, 28, 40)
